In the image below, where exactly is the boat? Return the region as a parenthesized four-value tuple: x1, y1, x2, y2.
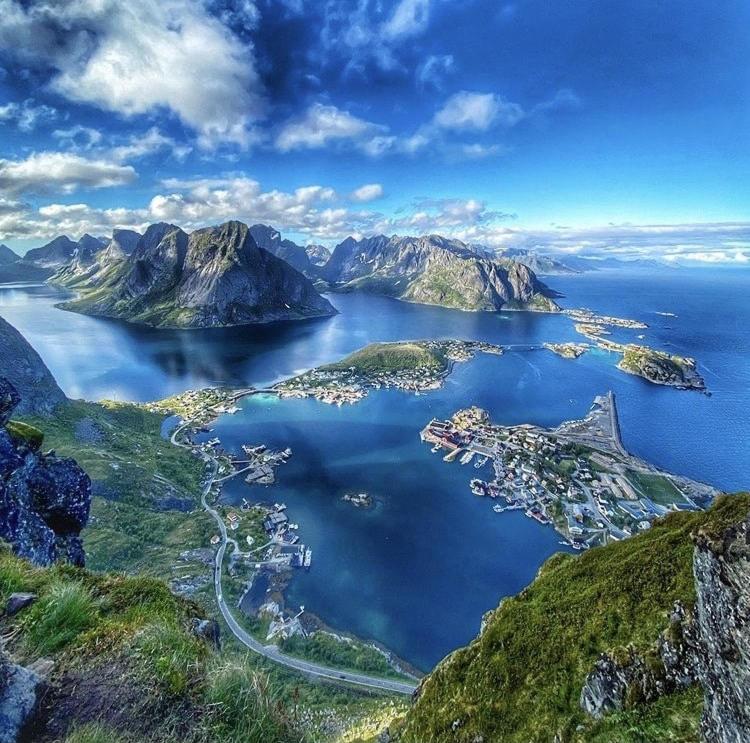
(303, 548, 312, 568)
(493, 504, 504, 513)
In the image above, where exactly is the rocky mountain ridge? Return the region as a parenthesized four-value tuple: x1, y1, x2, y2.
(322, 233, 560, 312)
(56, 220, 336, 328)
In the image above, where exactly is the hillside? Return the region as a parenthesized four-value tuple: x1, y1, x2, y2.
(0, 315, 66, 416)
(57, 221, 336, 328)
(322, 234, 559, 312)
(393, 494, 750, 743)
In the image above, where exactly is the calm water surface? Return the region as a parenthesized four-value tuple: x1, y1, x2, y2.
(1, 269, 748, 669)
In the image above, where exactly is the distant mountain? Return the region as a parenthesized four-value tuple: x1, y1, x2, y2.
(248, 224, 315, 276)
(23, 235, 79, 268)
(53, 230, 141, 285)
(322, 234, 560, 312)
(496, 248, 581, 275)
(305, 243, 331, 267)
(0, 244, 19, 264)
(0, 314, 66, 416)
(57, 220, 336, 328)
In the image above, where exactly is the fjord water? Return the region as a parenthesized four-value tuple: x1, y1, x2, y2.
(1, 268, 749, 669)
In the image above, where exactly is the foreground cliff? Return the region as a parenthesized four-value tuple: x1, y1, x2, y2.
(393, 494, 749, 743)
(57, 221, 336, 328)
(0, 379, 90, 567)
(322, 234, 560, 312)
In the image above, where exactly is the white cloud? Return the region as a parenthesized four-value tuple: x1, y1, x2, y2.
(416, 54, 455, 90)
(351, 183, 384, 202)
(52, 125, 103, 150)
(0, 98, 57, 131)
(109, 128, 192, 162)
(0, 152, 136, 197)
(434, 91, 524, 131)
(0, 0, 265, 148)
(382, 0, 431, 39)
(275, 103, 383, 152)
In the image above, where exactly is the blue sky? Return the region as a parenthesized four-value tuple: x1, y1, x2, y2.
(0, 0, 749, 262)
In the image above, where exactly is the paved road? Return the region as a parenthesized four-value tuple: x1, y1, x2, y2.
(172, 416, 418, 696)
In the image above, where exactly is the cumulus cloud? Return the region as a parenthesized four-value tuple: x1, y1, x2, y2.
(109, 128, 192, 162)
(351, 183, 384, 202)
(0, 98, 57, 131)
(275, 103, 384, 152)
(0, 152, 136, 197)
(0, 0, 265, 148)
(52, 126, 103, 150)
(434, 91, 524, 131)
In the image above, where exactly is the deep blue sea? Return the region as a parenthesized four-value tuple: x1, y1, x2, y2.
(1, 267, 748, 669)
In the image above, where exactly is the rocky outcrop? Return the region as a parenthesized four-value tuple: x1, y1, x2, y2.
(0, 317, 65, 417)
(305, 243, 331, 267)
(0, 378, 90, 567)
(323, 234, 559, 312)
(692, 514, 750, 742)
(580, 512, 750, 742)
(0, 648, 43, 743)
(58, 221, 335, 328)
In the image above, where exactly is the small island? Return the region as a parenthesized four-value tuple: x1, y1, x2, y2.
(544, 342, 589, 359)
(342, 492, 373, 508)
(616, 344, 705, 390)
(276, 340, 503, 405)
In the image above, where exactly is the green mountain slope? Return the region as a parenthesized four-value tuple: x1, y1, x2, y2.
(394, 494, 750, 743)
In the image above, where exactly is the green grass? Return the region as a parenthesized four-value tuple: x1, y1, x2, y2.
(23, 580, 99, 656)
(64, 723, 132, 743)
(19, 399, 208, 579)
(5, 419, 44, 450)
(628, 471, 685, 506)
(323, 342, 445, 374)
(397, 493, 750, 743)
(280, 632, 407, 681)
(134, 621, 208, 695)
(199, 659, 300, 743)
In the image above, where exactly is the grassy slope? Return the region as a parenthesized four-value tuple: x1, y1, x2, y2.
(20, 400, 213, 579)
(397, 494, 750, 743)
(323, 342, 445, 374)
(0, 547, 300, 743)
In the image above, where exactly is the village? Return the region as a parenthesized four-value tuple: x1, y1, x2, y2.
(420, 393, 716, 550)
(275, 339, 504, 406)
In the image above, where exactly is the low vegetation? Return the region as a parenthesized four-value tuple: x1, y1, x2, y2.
(0, 546, 302, 742)
(323, 342, 446, 374)
(395, 493, 750, 743)
(19, 399, 211, 580)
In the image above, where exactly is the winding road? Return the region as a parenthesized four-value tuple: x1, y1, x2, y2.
(172, 413, 418, 696)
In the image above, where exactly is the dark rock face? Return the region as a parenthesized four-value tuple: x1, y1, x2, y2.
(0, 318, 66, 417)
(323, 234, 559, 312)
(249, 223, 315, 276)
(191, 618, 221, 650)
(4, 593, 37, 617)
(59, 220, 336, 328)
(23, 236, 78, 269)
(692, 515, 750, 743)
(581, 514, 750, 743)
(0, 649, 43, 743)
(0, 379, 90, 567)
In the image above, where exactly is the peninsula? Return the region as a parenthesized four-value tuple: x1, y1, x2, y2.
(421, 392, 718, 549)
(276, 339, 503, 405)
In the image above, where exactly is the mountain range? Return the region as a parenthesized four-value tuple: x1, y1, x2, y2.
(56, 221, 336, 328)
(322, 233, 560, 312)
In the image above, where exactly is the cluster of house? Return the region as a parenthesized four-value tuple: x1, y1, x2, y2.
(422, 408, 699, 550)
